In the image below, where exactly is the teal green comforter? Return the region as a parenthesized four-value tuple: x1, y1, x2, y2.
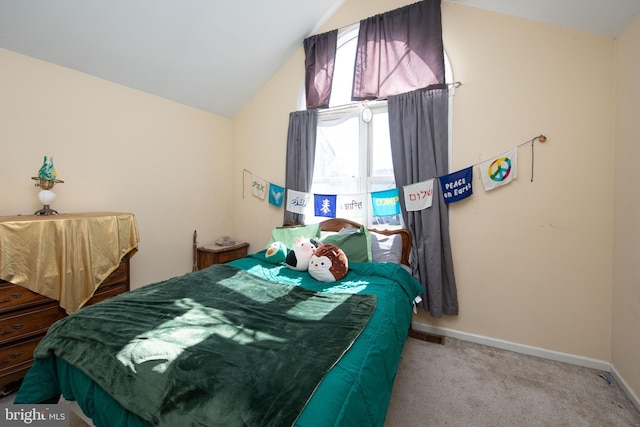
(16, 252, 423, 427)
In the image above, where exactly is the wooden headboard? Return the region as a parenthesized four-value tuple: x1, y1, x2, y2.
(291, 218, 412, 267)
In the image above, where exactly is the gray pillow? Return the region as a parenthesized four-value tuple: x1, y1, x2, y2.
(369, 232, 402, 264)
(337, 227, 403, 264)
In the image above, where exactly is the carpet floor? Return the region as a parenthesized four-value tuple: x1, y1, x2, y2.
(3, 336, 639, 426)
(385, 336, 640, 427)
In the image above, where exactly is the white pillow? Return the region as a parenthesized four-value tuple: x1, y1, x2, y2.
(369, 232, 403, 264)
(320, 230, 338, 240)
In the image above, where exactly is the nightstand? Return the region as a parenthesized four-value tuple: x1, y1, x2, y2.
(196, 242, 249, 270)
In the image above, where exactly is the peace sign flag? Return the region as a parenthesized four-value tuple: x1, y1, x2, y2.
(479, 147, 518, 191)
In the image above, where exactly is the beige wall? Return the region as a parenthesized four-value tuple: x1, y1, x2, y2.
(0, 48, 234, 288)
(233, 0, 617, 363)
(613, 14, 640, 401)
(432, 4, 615, 359)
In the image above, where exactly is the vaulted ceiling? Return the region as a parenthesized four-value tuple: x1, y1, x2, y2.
(1, 0, 639, 118)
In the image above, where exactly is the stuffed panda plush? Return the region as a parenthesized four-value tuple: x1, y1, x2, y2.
(285, 238, 318, 271)
(308, 244, 348, 282)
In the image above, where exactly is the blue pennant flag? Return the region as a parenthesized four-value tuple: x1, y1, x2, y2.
(371, 188, 400, 217)
(440, 167, 473, 204)
(314, 194, 337, 218)
(268, 183, 285, 207)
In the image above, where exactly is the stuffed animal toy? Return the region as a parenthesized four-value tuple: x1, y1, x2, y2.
(285, 238, 319, 271)
(308, 244, 348, 282)
(265, 241, 287, 264)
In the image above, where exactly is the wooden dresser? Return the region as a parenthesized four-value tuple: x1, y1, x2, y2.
(0, 255, 131, 395)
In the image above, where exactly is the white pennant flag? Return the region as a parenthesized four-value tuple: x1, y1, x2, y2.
(251, 174, 267, 199)
(336, 193, 368, 217)
(403, 179, 434, 211)
(479, 148, 518, 191)
(285, 189, 311, 214)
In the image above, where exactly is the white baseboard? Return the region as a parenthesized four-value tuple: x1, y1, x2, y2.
(411, 322, 610, 371)
(610, 363, 640, 414)
(411, 321, 640, 412)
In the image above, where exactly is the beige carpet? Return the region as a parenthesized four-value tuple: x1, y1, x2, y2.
(385, 337, 640, 427)
(4, 337, 639, 426)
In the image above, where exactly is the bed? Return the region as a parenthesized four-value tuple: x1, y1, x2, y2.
(14, 218, 422, 427)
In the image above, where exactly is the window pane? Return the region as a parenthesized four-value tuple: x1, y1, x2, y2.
(329, 26, 358, 108)
(369, 109, 401, 229)
(312, 115, 360, 195)
(371, 110, 393, 178)
(369, 178, 402, 229)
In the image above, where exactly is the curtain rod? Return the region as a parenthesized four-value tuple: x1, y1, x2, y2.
(316, 82, 462, 114)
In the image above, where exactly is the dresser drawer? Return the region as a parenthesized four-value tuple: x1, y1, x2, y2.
(217, 247, 248, 263)
(0, 261, 128, 314)
(0, 335, 41, 374)
(0, 282, 52, 314)
(87, 283, 127, 306)
(0, 361, 33, 394)
(0, 303, 65, 345)
(101, 260, 129, 286)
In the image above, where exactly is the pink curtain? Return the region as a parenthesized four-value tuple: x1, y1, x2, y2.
(352, 0, 445, 101)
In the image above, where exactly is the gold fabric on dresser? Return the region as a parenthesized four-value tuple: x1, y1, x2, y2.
(0, 212, 139, 314)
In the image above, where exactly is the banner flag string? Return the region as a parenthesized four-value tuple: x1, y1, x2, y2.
(243, 134, 546, 213)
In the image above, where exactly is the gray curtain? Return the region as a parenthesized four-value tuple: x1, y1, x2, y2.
(352, 0, 445, 101)
(284, 110, 318, 225)
(304, 30, 338, 109)
(388, 88, 458, 317)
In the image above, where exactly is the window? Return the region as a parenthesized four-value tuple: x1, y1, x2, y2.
(300, 24, 453, 229)
(300, 24, 399, 229)
(311, 103, 399, 228)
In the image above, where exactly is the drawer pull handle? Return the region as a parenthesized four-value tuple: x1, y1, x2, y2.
(0, 324, 24, 335)
(110, 269, 123, 278)
(0, 353, 22, 365)
(0, 293, 23, 303)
